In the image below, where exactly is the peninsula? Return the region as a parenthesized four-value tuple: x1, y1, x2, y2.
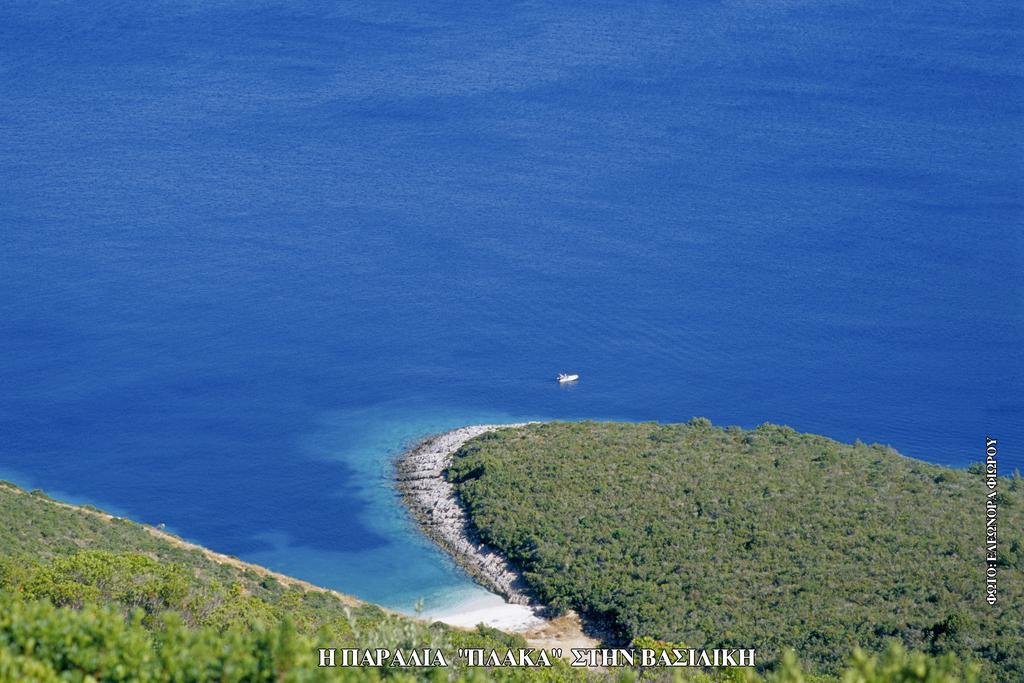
(396, 419, 1023, 682)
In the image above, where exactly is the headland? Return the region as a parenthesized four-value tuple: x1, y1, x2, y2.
(396, 424, 537, 605)
(395, 424, 563, 633)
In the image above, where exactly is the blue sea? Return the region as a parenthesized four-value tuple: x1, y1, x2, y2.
(1, 2, 1021, 612)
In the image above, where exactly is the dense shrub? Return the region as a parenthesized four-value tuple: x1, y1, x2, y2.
(0, 450, 1001, 682)
(447, 422, 1022, 680)
(0, 592, 982, 682)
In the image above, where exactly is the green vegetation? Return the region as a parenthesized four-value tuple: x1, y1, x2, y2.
(0, 480, 540, 681)
(0, 481, 393, 638)
(0, 581, 983, 683)
(0, 590, 980, 683)
(447, 421, 1023, 681)
(0, 455, 997, 681)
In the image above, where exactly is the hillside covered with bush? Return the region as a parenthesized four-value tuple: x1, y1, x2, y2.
(0, 481, 531, 681)
(447, 421, 1023, 681)
(0, 464, 994, 682)
(0, 481, 402, 638)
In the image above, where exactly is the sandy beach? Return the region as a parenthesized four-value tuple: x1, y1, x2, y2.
(423, 591, 546, 631)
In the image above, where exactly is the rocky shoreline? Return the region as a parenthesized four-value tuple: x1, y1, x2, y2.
(394, 423, 539, 607)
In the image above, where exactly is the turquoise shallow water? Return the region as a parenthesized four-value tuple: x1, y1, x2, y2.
(240, 406, 538, 610)
(1, 1, 1021, 611)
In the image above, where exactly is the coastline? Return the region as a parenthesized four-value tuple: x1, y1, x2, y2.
(395, 424, 543, 614)
(394, 423, 600, 649)
(0, 481, 364, 609)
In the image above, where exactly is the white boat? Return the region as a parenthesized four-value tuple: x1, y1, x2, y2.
(557, 373, 579, 383)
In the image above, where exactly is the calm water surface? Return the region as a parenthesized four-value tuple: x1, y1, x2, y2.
(1, 1, 1021, 610)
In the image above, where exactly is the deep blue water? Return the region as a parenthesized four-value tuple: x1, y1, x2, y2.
(1, 1, 1021, 611)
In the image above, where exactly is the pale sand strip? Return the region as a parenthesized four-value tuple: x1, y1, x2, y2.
(424, 591, 546, 631)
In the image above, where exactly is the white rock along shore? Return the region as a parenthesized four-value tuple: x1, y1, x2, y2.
(394, 423, 539, 607)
